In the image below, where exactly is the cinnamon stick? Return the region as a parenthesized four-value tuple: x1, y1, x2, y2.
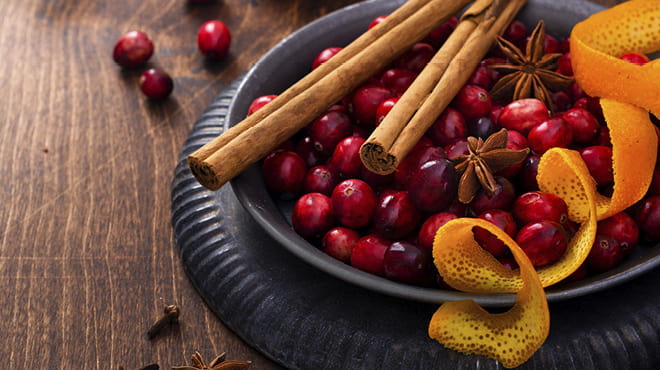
(360, 0, 527, 175)
(188, 0, 472, 190)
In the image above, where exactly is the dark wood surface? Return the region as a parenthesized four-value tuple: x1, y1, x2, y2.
(0, 0, 624, 368)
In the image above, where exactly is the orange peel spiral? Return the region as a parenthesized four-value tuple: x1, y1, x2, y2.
(428, 1, 659, 367)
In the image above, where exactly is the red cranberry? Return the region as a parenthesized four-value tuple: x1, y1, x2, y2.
(408, 159, 459, 213)
(383, 241, 433, 285)
(426, 107, 467, 146)
(292, 193, 335, 239)
(587, 235, 625, 272)
(308, 110, 353, 156)
(350, 235, 391, 276)
(368, 15, 387, 30)
(197, 20, 231, 61)
(303, 165, 337, 196)
(473, 209, 517, 257)
(112, 30, 154, 68)
(360, 167, 394, 190)
(139, 68, 173, 100)
(394, 43, 435, 73)
(375, 97, 399, 126)
(503, 20, 527, 43)
(489, 104, 504, 124)
(422, 17, 458, 48)
(467, 65, 494, 90)
(512, 191, 569, 226)
(590, 126, 611, 147)
(247, 95, 277, 116)
(394, 145, 447, 189)
(350, 86, 393, 126)
(444, 139, 470, 160)
(524, 33, 559, 54)
(331, 179, 377, 229)
(498, 256, 519, 271)
(516, 154, 541, 192)
(417, 212, 457, 252)
(262, 151, 307, 198)
(550, 91, 573, 113)
(528, 117, 573, 154)
(496, 130, 529, 178)
(296, 136, 325, 168)
(447, 199, 469, 217)
(516, 221, 569, 267)
(562, 263, 588, 283)
(322, 227, 361, 263)
(562, 108, 600, 145)
(453, 85, 492, 120)
(381, 68, 417, 95)
(597, 212, 639, 256)
(559, 37, 571, 53)
(499, 99, 550, 134)
(372, 190, 422, 240)
(648, 164, 660, 196)
(482, 58, 507, 85)
(579, 146, 613, 187)
(620, 52, 649, 66)
(566, 82, 587, 101)
(471, 176, 516, 215)
(352, 124, 372, 139)
(312, 47, 342, 70)
(557, 53, 573, 76)
(467, 117, 498, 140)
(634, 196, 660, 241)
(328, 136, 366, 179)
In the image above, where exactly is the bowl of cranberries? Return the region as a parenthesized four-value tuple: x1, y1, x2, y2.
(226, 0, 660, 306)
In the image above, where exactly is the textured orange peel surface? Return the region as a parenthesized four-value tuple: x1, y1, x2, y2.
(428, 0, 659, 367)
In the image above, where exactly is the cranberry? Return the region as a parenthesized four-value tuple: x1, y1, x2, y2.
(380, 68, 417, 95)
(197, 20, 231, 61)
(308, 110, 353, 156)
(328, 136, 366, 179)
(139, 68, 174, 100)
(498, 256, 519, 271)
(375, 97, 399, 126)
(566, 82, 587, 101)
(634, 196, 660, 241)
(620, 52, 649, 66)
(447, 199, 469, 217)
(352, 124, 372, 139)
(496, 130, 528, 178)
(426, 107, 467, 146)
(296, 136, 325, 168)
(466, 65, 494, 90)
(557, 53, 573, 76)
(112, 30, 154, 68)
(350, 235, 391, 276)
(550, 91, 573, 113)
(648, 164, 660, 196)
(512, 191, 569, 226)
(292, 193, 335, 240)
(383, 241, 433, 285)
(579, 146, 613, 187)
(372, 190, 422, 240)
(444, 139, 470, 160)
(408, 159, 459, 213)
(516, 154, 541, 192)
(562, 108, 600, 145)
(394, 145, 446, 189)
(489, 104, 504, 124)
(590, 126, 611, 147)
(368, 15, 387, 30)
(524, 33, 559, 54)
(360, 167, 394, 190)
(350, 86, 393, 126)
(559, 38, 571, 53)
(422, 17, 458, 48)
(453, 85, 492, 120)
(331, 179, 377, 229)
(528, 117, 573, 154)
(515, 220, 569, 267)
(262, 151, 307, 198)
(303, 165, 338, 196)
(471, 176, 516, 215)
(482, 58, 507, 85)
(597, 212, 639, 256)
(322, 227, 361, 263)
(473, 209, 517, 257)
(498, 99, 550, 134)
(587, 235, 625, 272)
(312, 47, 342, 70)
(562, 263, 588, 283)
(247, 95, 277, 116)
(467, 116, 498, 140)
(394, 42, 435, 73)
(417, 212, 457, 252)
(503, 20, 527, 43)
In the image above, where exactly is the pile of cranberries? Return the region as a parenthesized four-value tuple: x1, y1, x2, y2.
(256, 17, 660, 287)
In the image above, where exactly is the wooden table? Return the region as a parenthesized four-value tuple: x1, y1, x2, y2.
(0, 0, 625, 368)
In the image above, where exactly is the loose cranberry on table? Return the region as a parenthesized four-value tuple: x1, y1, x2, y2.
(375, 97, 399, 126)
(634, 196, 660, 241)
(587, 235, 625, 272)
(350, 85, 393, 126)
(579, 145, 614, 187)
(562, 108, 600, 145)
(470, 176, 516, 215)
(383, 241, 433, 285)
(426, 107, 467, 146)
(197, 20, 231, 61)
(350, 234, 391, 276)
(394, 42, 435, 73)
(515, 220, 569, 268)
(247, 95, 277, 116)
(512, 191, 569, 226)
(596, 212, 639, 256)
(303, 165, 337, 196)
(113, 30, 154, 68)
(322, 227, 361, 264)
(453, 85, 493, 120)
(372, 190, 422, 240)
(328, 136, 366, 179)
(262, 151, 307, 198)
(292, 193, 335, 240)
(139, 68, 174, 100)
(380, 68, 417, 95)
(527, 117, 573, 154)
(498, 98, 550, 134)
(312, 47, 342, 70)
(417, 212, 457, 252)
(308, 109, 353, 156)
(408, 159, 459, 213)
(620, 52, 649, 66)
(473, 209, 517, 257)
(331, 179, 377, 229)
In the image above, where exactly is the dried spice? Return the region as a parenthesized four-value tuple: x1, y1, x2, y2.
(173, 351, 252, 370)
(147, 304, 180, 339)
(451, 128, 529, 203)
(489, 20, 573, 112)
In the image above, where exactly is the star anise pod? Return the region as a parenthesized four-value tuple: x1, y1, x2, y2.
(489, 20, 573, 113)
(451, 129, 530, 204)
(173, 351, 252, 370)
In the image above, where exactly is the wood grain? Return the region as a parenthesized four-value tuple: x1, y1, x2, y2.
(0, 0, 627, 368)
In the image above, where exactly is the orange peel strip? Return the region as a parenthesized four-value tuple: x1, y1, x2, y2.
(429, 218, 549, 368)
